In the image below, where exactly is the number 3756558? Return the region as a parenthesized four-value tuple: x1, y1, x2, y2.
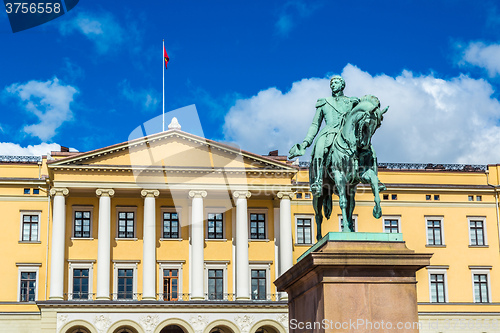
(5, 3, 61, 14)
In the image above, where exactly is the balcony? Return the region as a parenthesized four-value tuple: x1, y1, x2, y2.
(62, 293, 285, 302)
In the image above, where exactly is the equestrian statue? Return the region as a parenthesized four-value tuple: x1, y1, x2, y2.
(289, 76, 388, 240)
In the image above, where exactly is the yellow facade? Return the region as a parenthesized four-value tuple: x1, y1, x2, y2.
(1, 129, 500, 333)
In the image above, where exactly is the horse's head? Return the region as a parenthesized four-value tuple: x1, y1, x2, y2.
(350, 95, 388, 150)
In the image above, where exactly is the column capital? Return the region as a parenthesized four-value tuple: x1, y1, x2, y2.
(188, 190, 207, 199)
(96, 188, 115, 197)
(141, 189, 160, 198)
(233, 191, 251, 199)
(277, 191, 294, 200)
(49, 187, 69, 197)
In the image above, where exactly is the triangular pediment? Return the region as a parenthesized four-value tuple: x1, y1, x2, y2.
(48, 130, 296, 173)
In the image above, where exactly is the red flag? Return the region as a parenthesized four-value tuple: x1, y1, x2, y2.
(164, 46, 169, 69)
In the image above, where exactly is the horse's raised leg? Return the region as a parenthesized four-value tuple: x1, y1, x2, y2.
(313, 194, 323, 241)
(361, 169, 383, 219)
(333, 170, 350, 232)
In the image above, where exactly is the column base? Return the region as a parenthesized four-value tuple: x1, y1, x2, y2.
(95, 296, 110, 300)
(275, 233, 432, 333)
(236, 296, 250, 300)
(48, 296, 64, 300)
(141, 296, 156, 301)
(190, 296, 205, 300)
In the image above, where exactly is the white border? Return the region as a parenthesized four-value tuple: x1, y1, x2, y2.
(115, 207, 138, 240)
(19, 210, 41, 242)
(382, 215, 401, 233)
(471, 268, 492, 303)
(17, 265, 39, 302)
(160, 207, 182, 240)
(248, 208, 269, 241)
(338, 215, 358, 232)
(425, 216, 445, 245)
(113, 261, 139, 300)
(427, 267, 448, 303)
(204, 261, 228, 300)
(71, 206, 94, 239)
(294, 214, 314, 245)
(67, 261, 94, 300)
(249, 263, 271, 300)
(158, 261, 183, 300)
(467, 216, 488, 246)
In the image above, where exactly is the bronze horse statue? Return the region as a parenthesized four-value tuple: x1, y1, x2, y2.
(313, 95, 388, 239)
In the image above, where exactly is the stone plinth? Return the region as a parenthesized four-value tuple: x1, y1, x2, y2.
(274, 232, 432, 333)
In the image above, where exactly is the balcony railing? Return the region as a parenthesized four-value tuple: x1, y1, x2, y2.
(60, 292, 286, 302)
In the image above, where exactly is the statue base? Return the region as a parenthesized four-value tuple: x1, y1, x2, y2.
(274, 232, 432, 333)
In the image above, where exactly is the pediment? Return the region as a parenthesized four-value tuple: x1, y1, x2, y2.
(47, 130, 296, 174)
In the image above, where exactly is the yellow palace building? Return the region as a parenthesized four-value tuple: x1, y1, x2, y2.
(1, 121, 500, 333)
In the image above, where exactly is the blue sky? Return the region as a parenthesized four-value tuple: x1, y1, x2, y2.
(2, 0, 500, 163)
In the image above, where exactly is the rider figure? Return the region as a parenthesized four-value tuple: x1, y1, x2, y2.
(289, 75, 359, 195)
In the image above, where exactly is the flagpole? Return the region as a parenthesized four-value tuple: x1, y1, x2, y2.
(162, 39, 165, 132)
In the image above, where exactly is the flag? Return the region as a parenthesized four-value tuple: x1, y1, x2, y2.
(164, 46, 169, 69)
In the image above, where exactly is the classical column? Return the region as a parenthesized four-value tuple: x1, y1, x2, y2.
(95, 188, 114, 300)
(141, 189, 160, 300)
(277, 192, 294, 276)
(189, 190, 207, 300)
(49, 187, 69, 300)
(233, 191, 251, 300)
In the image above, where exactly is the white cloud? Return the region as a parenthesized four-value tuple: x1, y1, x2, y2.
(275, 1, 321, 36)
(224, 64, 500, 164)
(0, 142, 61, 156)
(58, 11, 124, 54)
(6, 78, 78, 141)
(460, 42, 500, 77)
(120, 80, 159, 112)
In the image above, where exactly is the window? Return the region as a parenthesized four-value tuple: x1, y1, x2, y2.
(339, 215, 358, 232)
(117, 208, 136, 239)
(250, 213, 266, 239)
(296, 193, 302, 199)
(430, 274, 446, 303)
(20, 272, 36, 302)
(304, 193, 311, 199)
(476, 195, 482, 201)
(21, 214, 39, 242)
(163, 212, 180, 239)
(426, 195, 431, 201)
(426, 218, 443, 246)
(383, 218, 400, 233)
(296, 217, 313, 244)
(24, 188, 30, 195)
(251, 270, 267, 300)
(468, 195, 474, 201)
(208, 269, 224, 300)
(472, 271, 491, 303)
(207, 213, 223, 239)
(434, 195, 440, 200)
(68, 262, 93, 300)
(73, 207, 92, 238)
(33, 189, 39, 195)
(72, 269, 89, 299)
(113, 261, 138, 300)
(163, 269, 178, 301)
(469, 218, 486, 246)
(383, 194, 389, 200)
(391, 194, 397, 200)
(117, 269, 134, 299)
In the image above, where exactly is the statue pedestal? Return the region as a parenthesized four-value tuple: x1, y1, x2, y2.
(274, 233, 432, 333)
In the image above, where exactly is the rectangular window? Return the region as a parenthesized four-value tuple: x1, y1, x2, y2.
(383, 194, 389, 200)
(426, 195, 431, 201)
(163, 269, 178, 301)
(118, 211, 135, 238)
(22, 215, 39, 241)
(427, 220, 443, 245)
(117, 269, 134, 299)
(473, 274, 489, 303)
(296, 218, 312, 244)
(468, 195, 474, 201)
(384, 219, 399, 233)
(72, 269, 89, 299)
(470, 220, 485, 246)
(430, 274, 446, 303)
(250, 213, 266, 239)
(20, 272, 36, 302)
(207, 269, 223, 300)
(74, 210, 91, 238)
(251, 269, 267, 300)
(163, 212, 179, 239)
(339, 216, 357, 232)
(24, 188, 30, 195)
(304, 193, 311, 199)
(33, 189, 39, 195)
(391, 194, 397, 200)
(296, 193, 302, 199)
(207, 213, 223, 239)
(434, 195, 440, 200)
(476, 195, 482, 201)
